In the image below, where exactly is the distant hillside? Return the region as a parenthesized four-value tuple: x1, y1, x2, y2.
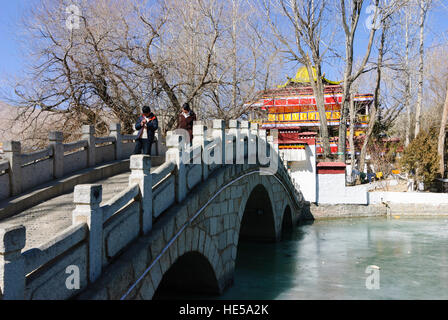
(0, 102, 17, 155)
(0, 101, 63, 153)
(0, 102, 19, 143)
(0, 101, 123, 155)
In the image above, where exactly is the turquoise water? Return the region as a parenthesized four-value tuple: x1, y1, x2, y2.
(213, 216, 448, 300)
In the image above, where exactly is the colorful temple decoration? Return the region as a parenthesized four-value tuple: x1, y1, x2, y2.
(245, 66, 374, 156)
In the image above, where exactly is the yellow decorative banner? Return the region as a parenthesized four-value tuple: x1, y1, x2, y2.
(265, 111, 342, 122)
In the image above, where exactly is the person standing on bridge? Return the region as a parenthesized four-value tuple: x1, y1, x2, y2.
(178, 102, 196, 143)
(134, 106, 158, 155)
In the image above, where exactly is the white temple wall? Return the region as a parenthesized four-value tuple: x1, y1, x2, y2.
(287, 144, 317, 203)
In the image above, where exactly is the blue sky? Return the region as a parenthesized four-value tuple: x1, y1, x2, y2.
(0, 1, 37, 76)
(0, 0, 447, 98)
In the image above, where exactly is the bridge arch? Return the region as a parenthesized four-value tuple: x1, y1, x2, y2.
(146, 229, 223, 300)
(238, 183, 277, 242)
(153, 251, 220, 299)
(281, 204, 293, 236)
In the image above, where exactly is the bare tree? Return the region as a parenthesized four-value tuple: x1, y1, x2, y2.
(4, 0, 276, 142)
(358, 12, 389, 173)
(6, 0, 156, 141)
(337, 0, 405, 162)
(437, 81, 448, 177)
(261, 0, 333, 158)
(403, 2, 413, 146)
(337, 0, 379, 162)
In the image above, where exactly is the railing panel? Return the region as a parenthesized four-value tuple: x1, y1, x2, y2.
(122, 134, 137, 142)
(20, 147, 53, 165)
(63, 150, 88, 176)
(152, 161, 175, 187)
(102, 184, 140, 222)
(23, 223, 88, 275)
(21, 158, 53, 191)
(186, 164, 202, 190)
(0, 173, 10, 200)
(121, 141, 136, 158)
(152, 175, 175, 218)
(95, 136, 116, 145)
(95, 144, 115, 164)
(63, 140, 88, 153)
(206, 140, 219, 172)
(102, 201, 141, 265)
(0, 160, 10, 200)
(24, 242, 88, 300)
(0, 160, 9, 172)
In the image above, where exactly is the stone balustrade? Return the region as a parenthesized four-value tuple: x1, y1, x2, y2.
(0, 123, 164, 201)
(0, 119, 301, 300)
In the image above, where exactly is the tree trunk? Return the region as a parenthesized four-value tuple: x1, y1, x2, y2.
(349, 93, 356, 180)
(337, 0, 379, 162)
(338, 90, 349, 162)
(358, 21, 386, 173)
(404, 5, 412, 146)
(232, 0, 238, 111)
(306, 64, 331, 158)
(415, 0, 427, 137)
(438, 81, 448, 177)
(358, 105, 376, 174)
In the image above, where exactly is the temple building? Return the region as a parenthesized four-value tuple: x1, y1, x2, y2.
(245, 66, 374, 157)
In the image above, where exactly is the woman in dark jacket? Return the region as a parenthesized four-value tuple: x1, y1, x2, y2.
(178, 103, 196, 143)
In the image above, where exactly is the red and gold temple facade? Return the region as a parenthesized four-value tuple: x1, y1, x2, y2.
(246, 67, 374, 156)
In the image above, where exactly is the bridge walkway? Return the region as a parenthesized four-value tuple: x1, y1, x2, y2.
(0, 169, 156, 250)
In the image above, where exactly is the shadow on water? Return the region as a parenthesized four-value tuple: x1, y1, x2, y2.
(215, 220, 312, 300)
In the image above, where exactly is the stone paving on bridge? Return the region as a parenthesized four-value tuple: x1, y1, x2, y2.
(0, 171, 148, 250)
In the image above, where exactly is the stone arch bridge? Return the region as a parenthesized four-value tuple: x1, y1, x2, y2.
(0, 119, 309, 300)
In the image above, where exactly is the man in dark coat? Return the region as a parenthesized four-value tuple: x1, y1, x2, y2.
(178, 103, 197, 143)
(134, 106, 158, 155)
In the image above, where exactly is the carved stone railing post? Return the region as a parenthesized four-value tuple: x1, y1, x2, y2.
(193, 122, 208, 181)
(0, 224, 26, 300)
(129, 155, 152, 234)
(49, 131, 64, 179)
(82, 125, 96, 167)
(3, 141, 22, 196)
(110, 123, 123, 160)
(72, 184, 103, 283)
(166, 133, 187, 203)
